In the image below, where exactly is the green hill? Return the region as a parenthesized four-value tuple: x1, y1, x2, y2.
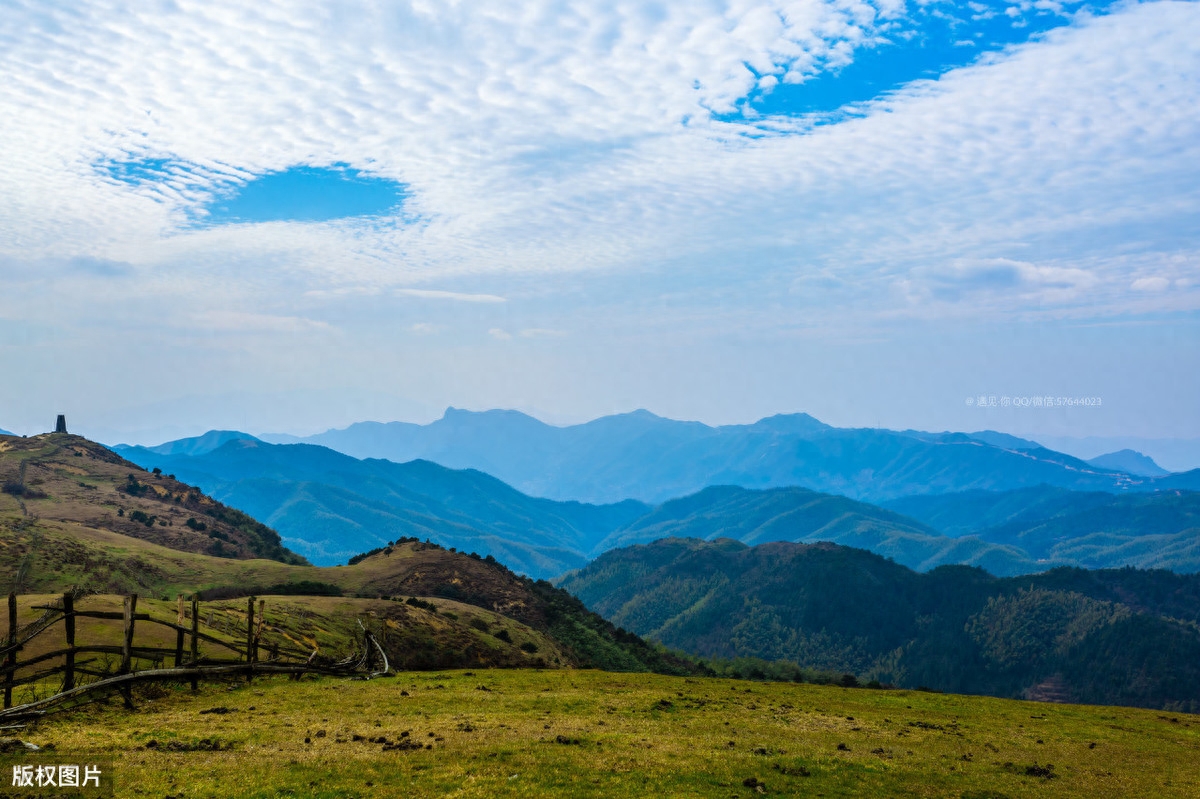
(596, 484, 1036, 574)
(1, 431, 303, 564)
(559, 537, 1200, 711)
(0, 431, 694, 676)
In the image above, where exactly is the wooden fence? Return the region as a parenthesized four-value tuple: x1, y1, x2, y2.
(0, 590, 388, 722)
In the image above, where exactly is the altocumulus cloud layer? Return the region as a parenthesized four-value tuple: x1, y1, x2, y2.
(0, 0, 1198, 439)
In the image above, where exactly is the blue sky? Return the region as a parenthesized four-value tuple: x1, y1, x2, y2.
(0, 0, 1197, 451)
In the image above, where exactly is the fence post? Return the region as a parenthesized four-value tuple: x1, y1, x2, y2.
(63, 593, 76, 692)
(256, 599, 265, 654)
(245, 596, 256, 683)
(174, 595, 185, 668)
(190, 595, 199, 692)
(3, 592, 16, 709)
(121, 594, 137, 709)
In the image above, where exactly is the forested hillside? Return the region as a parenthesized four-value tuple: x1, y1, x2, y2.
(559, 538, 1200, 711)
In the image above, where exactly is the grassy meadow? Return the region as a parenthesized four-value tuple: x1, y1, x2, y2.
(7, 669, 1199, 798)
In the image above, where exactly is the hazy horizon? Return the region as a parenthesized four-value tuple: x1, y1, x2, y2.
(7, 403, 1199, 474)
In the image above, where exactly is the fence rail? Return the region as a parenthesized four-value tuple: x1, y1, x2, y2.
(0, 590, 388, 722)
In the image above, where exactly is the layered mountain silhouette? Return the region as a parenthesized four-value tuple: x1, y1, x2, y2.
(258, 408, 1195, 504)
(114, 433, 1200, 578)
(113, 438, 650, 575)
(886, 486, 1200, 572)
(590, 484, 1037, 575)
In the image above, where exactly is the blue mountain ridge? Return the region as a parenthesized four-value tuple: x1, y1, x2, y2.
(257, 408, 1194, 504)
(1086, 449, 1170, 477)
(113, 420, 1200, 578)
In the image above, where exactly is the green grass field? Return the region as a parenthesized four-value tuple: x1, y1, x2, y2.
(7, 669, 1199, 798)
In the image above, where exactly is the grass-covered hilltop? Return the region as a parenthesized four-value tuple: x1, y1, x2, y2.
(0, 430, 690, 674)
(2, 429, 1199, 797)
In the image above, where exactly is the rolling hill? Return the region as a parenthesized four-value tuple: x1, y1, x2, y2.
(559, 537, 1200, 711)
(0, 430, 695, 676)
(113, 438, 650, 577)
(1, 431, 303, 564)
(258, 408, 1198, 504)
(592, 484, 1037, 575)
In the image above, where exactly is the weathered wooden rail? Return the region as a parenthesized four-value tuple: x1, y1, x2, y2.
(0, 591, 388, 722)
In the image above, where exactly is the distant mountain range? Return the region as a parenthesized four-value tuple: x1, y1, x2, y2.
(114, 435, 1200, 578)
(590, 482, 1200, 575)
(113, 438, 649, 577)
(559, 537, 1200, 711)
(255, 408, 1192, 505)
(884, 486, 1200, 572)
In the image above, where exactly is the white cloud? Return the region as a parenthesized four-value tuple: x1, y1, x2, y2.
(488, 328, 513, 340)
(189, 310, 333, 333)
(0, 0, 1192, 325)
(394, 289, 507, 303)
(1131, 277, 1170, 292)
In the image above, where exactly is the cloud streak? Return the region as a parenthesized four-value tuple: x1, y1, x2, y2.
(394, 289, 507, 303)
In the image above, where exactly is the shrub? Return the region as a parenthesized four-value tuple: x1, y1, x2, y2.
(2, 482, 46, 498)
(520, 641, 539, 654)
(348, 544, 393, 565)
(266, 581, 343, 597)
(129, 509, 156, 527)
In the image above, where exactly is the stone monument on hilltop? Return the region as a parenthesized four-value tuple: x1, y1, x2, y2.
(55, 414, 67, 434)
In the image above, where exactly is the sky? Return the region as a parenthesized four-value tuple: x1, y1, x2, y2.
(1, 0, 1198, 450)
